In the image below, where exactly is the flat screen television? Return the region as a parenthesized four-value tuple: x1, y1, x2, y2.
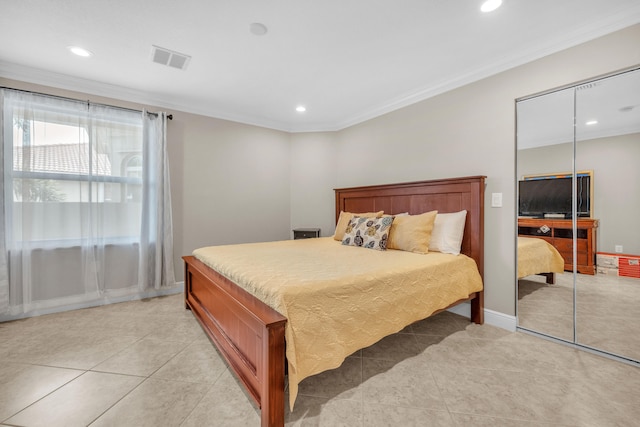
(518, 175, 591, 218)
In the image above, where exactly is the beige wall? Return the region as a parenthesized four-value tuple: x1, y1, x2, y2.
(178, 112, 292, 253)
(291, 24, 640, 316)
(289, 132, 338, 236)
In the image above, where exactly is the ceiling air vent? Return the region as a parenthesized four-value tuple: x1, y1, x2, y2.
(151, 45, 191, 70)
(576, 82, 598, 91)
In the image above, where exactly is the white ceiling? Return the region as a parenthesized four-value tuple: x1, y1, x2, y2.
(1, 0, 639, 132)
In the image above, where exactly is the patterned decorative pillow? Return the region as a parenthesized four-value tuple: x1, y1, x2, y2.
(341, 216, 394, 250)
(333, 210, 384, 241)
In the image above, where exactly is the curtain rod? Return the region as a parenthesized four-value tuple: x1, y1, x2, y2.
(0, 86, 173, 120)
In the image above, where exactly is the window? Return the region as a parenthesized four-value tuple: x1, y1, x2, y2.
(1, 88, 175, 317)
(4, 95, 143, 243)
(122, 154, 143, 202)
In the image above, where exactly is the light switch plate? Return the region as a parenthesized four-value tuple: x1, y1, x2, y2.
(491, 192, 503, 208)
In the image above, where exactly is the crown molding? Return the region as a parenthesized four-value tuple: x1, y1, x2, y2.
(333, 15, 640, 131)
(0, 61, 295, 132)
(2, 10, 638, 134)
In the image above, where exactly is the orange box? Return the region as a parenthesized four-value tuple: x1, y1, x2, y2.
(618, 255, 640, 278)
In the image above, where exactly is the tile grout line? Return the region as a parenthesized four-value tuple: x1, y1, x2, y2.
(86, 337, 201, 426)
(85, 375, 149, 426)
(177, 373, 224, 426)
(1, 368, 90, 425)
(85, 333, 150, 373)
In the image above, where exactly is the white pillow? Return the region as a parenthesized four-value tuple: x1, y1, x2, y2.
(428, 210, 467, 255)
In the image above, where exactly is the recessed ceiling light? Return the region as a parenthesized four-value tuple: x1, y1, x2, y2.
(586, 120, 598, 126)
(250, 23, 268, 36)
(296, 106, 306, 113)
(68, 46, 93, 57)
(481, 0, 502, 13)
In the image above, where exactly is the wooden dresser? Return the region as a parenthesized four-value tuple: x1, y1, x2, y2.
(518, 218, 598, 275)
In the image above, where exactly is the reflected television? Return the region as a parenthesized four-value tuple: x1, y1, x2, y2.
(518, 175, 591, 218)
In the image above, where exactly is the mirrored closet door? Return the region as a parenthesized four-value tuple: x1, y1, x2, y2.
(516, 66, 640, 364)
(516, 87, 575, 342)
(574, 69, 640, 361)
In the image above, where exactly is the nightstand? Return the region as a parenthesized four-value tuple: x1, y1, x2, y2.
(293, 228, 321, 239)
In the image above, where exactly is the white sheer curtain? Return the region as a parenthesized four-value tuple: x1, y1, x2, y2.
(0, 89, 175, 319)
(140, 110, 175, 291)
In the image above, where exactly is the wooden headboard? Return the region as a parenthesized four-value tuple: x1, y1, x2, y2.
(334, 176, 486, 279)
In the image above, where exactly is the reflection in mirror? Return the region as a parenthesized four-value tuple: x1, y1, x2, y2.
(516, 67, 640, 364)
(516, 87, 575, 342)
(575, 69, 640, 361)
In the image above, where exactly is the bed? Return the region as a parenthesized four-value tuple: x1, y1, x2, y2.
(183, 175, 486, 426)
(517, 236, 565, 284)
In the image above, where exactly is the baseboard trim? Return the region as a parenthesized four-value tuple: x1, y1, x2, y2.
(0, 282, 184, 322)
(484, 308, 517, 332)
(448, 303, 517, 332)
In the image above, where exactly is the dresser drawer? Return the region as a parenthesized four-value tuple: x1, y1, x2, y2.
(553, 239, 587, 252)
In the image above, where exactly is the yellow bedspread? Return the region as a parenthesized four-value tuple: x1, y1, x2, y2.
(193, 237, 483, 408)
(517, 236, 565, 278)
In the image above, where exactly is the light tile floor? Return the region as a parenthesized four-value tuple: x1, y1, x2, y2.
(1, 294, 639, 426)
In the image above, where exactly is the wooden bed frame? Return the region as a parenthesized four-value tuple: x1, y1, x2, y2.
(540, 272, 556, 284)
(183, 175, 485, 427)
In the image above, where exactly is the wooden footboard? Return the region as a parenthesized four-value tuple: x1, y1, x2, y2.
(183, 255, 287, 427)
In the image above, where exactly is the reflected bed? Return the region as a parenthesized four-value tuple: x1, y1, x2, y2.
(518, 236, 565, 284)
